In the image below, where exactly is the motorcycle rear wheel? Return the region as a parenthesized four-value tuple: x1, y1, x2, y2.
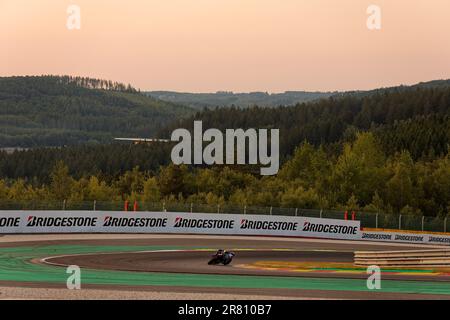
(208, 258, 220, 265)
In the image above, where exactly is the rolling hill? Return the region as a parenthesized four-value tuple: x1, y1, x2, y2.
(147, 80, 450, 110)
(0, 76, 194, 147)
(145, 90, 335, 110)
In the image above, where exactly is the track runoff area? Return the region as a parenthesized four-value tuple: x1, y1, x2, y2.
(1, 233, 450, 301)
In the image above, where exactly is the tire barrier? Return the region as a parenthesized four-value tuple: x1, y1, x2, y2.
(354, 249, 450, 267)
(361, 230, 450, 245)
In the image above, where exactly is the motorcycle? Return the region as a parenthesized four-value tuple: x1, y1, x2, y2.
(208, 251, 235, 265)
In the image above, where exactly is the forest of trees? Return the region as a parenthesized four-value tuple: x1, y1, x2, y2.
(0, 76, 194, 147)
(0, 143, 173, 183)
(0, 76, 449, 218)
(0, 132, 448, 217)
(146, 90, 334, 110)
(2, 76, 449, 155)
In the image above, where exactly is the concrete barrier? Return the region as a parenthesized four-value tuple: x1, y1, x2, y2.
(354, 249, 450, 267)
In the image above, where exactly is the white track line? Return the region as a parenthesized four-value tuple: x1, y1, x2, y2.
(39, 248, 348, 268)
(40, 249, 190, 267)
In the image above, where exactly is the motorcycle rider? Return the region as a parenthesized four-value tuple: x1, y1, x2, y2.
(209, 249, 235, 265)
(223, 251, 235, 263)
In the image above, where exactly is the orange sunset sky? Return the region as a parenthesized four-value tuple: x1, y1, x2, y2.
(1, 0, 450, 92)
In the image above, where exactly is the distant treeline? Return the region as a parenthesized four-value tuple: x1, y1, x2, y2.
(55, 75, 139, 93)
(146, 90, 334, 110)
(0, 144, 173, 183)
(147, 80, 450, 110)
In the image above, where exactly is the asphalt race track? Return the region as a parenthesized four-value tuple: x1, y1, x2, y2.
(1, 234, 450, 299)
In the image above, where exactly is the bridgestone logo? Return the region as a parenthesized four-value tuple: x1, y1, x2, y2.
(361, 233, 392, 240)
(103, 216, 167, 228)
(174, 217, 234, 229)
(26, 216, 97, 227)
(240, 219, 297, 231)
(429, 236, 450, 244)
(394, 234, 424, 242)
(0, 217, 20, 227)
(302, 221, 358, 234)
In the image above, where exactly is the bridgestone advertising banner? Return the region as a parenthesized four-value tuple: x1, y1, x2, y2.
(1, 211, 449, 245)
(361, 230, 450, 245)
(0, 211, 361, 240)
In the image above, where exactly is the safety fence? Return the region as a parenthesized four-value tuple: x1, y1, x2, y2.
(0, 200, 448, 233)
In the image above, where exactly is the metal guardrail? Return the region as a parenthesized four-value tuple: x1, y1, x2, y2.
(354, 249, 450, 267)
(0, 200, 448, 233)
